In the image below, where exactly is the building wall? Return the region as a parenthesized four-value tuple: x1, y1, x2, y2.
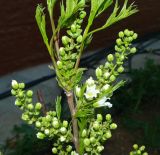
(0, 0, 160, 75)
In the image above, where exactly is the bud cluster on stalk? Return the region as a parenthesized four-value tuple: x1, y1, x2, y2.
(130, 144, 148, 155)
(96, 29, 138, 86)
(56, 9, 86, 91)
(35, 111, 73, 154)
(11, 80, 42, 124)
(81, 114, 117, 154)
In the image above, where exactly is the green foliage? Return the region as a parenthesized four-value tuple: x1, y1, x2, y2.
(35, 5, 50, 54)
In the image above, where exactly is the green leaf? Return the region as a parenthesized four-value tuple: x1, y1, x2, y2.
(88, 0, 138, 35)
(58, 0, 85, 28)
(47, 0, 57, 16)
(55, 96, 62, 119)
(96, 0, 113, 17)
(112, 80, 126, 92)
(35, 4, 51, 54)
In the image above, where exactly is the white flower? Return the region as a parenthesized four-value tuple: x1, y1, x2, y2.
(84, 85, 100, 100)
(102, 84, 110, 91)
(93, 97, 112, 108)
(86, 77, 95, 86)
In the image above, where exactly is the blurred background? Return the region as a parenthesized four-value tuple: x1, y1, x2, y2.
(0, 0, 160, 155)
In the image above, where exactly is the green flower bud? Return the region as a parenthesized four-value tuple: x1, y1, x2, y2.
(15, 100, 22, 106)
(119, 55, 125, 61)
(57, 61, 63, 69)
(71, 24, 77, 33)
(105, 62, 111, 68)
(117, 66, 124, 73)
(80, 11, 86, 19)
(106, 114, 111, 121)
(35, 102, 42, 110)
(27, 104, 34, 110)
(90, 137, 96, 143)
(115, 45, 121, 52)
(66, 145, 72, 152)
(140, 146, 145, 151)
(97, 114, 103, 122)
(44, 129, 50, 135)
(46, 115, 52, 121)
(96, 67, 102, 77)
(26, 98, 32, 103)
(63, 121, 68, 128)
(133, 144, 138, 149)
(52, 120, 59, 129)
(62, 36, 70, 45)
(110, 123, 117, 129)
(104, 72, 110, 79)
(93, 122, 99, 130)
(133, 33, 138, 39)
(60, 136, 66, 142)
(84, 138, 90, 146)
(26, 90, 33, 97)
(59, 47, 65, 56)
(60, 127, 67, 134)
(18, 91, 24, 98)
(19, 83, 25, 89)
(97, 146, 104, 153)
(137, 150, 141, 154)
(11, 89, 17, 95)
(105, 130, 112, 138)
(37, 132, 45, 139)
(130, 47, 137, 53)
(76, 35, 83, 43)
(52, 147, 58, 154)
(124, 29, 130, 36)
(130, 31, 134, 35)
(75, 86, 81, 98)
(82, 129, 87, 137)
(22, 114, 29, 121)
(116, 38, 122, 45)
(128, 37, 133, 42)
(107, 54, 114, 62)
(35, 121, 41, 128)
(11, 80, 19, 89)
(143, 152, 148, 155)
(119, 31, 124, 38)
(110, 75, 116, 82)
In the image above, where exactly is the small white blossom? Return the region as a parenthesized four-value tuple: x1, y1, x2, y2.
(86, 77, 95, 86)
(93, 97, 112, 108)
(84, 85, 100, 100)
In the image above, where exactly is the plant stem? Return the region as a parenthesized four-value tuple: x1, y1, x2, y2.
(49, 12, 60, 59)
(66, 91, 79, 153)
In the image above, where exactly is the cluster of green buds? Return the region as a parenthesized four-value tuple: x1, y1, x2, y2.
(81, 114, 117, 154)
(35, 111, 73, 154)
(130, 144, 148, 155)
(96, 29, 138, 86)
(57, 9, 86, 91)
(11, 80, 42, 124)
